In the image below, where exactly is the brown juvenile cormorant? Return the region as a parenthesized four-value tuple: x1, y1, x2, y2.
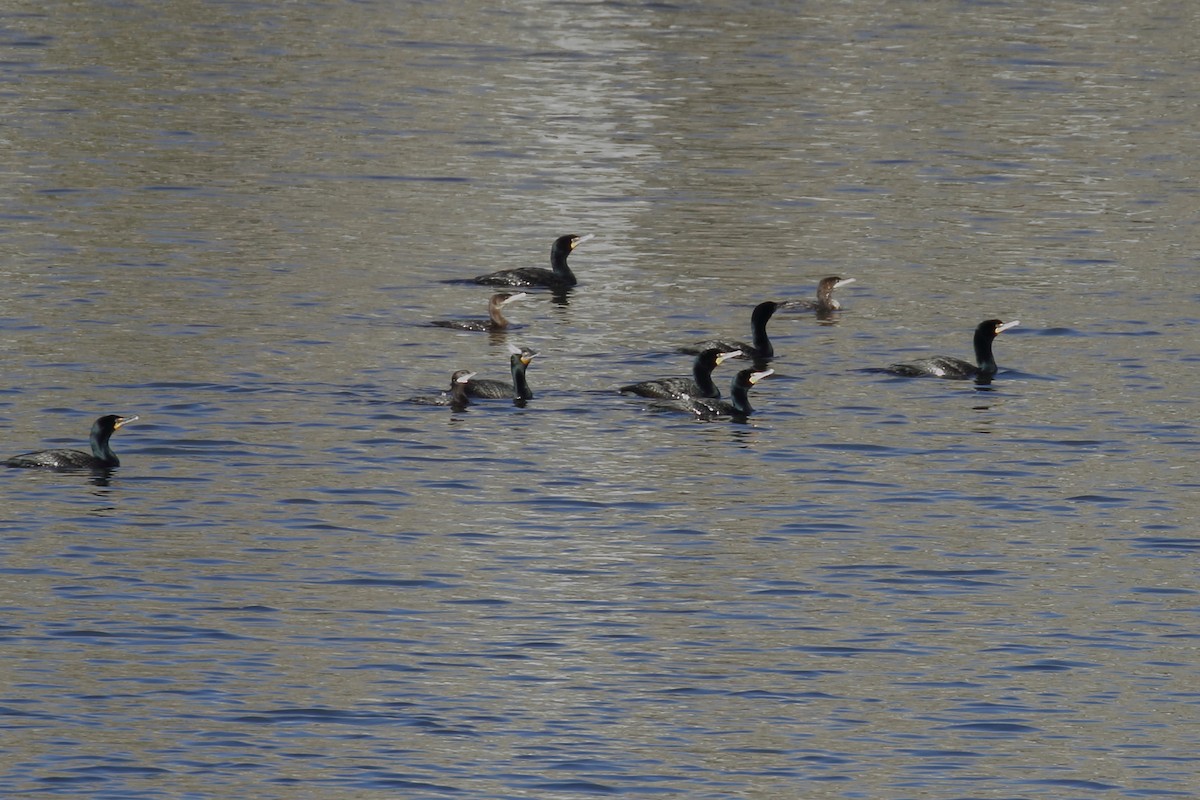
(431, 292, 528, 331)
(790, 276, 857, 313)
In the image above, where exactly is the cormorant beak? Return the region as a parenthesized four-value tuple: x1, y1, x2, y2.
(717, 349, 742, 363)
(571, 234, 595, 249)
(834, 278, 856, 289)
(114, 415, 139, 429)
(456, 372, 477, 384)
(996, 320, 1020, 334)
(503, 292, 529, 305)
(749, 369, 775, 385)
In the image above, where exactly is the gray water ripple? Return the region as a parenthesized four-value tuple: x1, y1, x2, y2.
(938, 721, 1042, 734)
(1130, 537, 1200, 552)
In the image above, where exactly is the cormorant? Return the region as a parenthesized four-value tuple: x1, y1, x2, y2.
(465, 345, 538, 400)
(619, 348, 742, 400)
(5, 414, 137, 470)
(472, 234, 593, 291)
(887, 319, 1020, 380)
(431, 292, 527, 331)
(679, 301, 791, 360)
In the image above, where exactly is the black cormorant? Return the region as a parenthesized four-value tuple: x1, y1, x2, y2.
(409, 370, 476, 407)
(887, 319, 1019, 380)
(472, 234, 593, 290)
(682, 368, 774, 420)
(679, 301, 790, 360)
(465, 345, 538, 400)
(5, 414, 137, 470)
(619, 348, 742, 400)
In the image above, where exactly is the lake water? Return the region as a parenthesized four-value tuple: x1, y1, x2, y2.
(1, 1, 1198, 798)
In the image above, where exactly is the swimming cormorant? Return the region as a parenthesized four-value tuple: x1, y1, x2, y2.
(887, 319, 1019, 380)
(619, 348, 742, 400)
(682, 368, 774, 420)
(679, 301, 790, 360)
(790, 276, 856, 314)
(410, 370, 476, 407)
(472, 234, 593, 290)
(465, 345, 538, 400)
(5, 414, 137, 470)
(431, 292, 527, 332)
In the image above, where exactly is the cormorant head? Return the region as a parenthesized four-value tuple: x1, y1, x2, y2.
(817, 276, 856, 308)
(977, 319, 1020, 339)
(93, 414, 137, 439)
(748, 368, 774, 386)
(698, 348, 742, 367)
(553, 233, 594, 257)
(735, 368, 774, 388)
(496, 292, 528, 306)
(507, 344, 539, 366)
(752, 301, 782, 321)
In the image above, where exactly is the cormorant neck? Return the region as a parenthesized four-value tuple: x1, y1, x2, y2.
(816, 286, 835, 311)
(550, 240, 577, 285)
(489, 302, 508, 328)
(816, 292, 840, 312)
(89, 427, 119, 467)
(729, 382, 753, 415)
(511, 356, 533, 400)
(692, 359, 719, 397)
(750, 310, 775, 358)
(973, 329, 998, 375)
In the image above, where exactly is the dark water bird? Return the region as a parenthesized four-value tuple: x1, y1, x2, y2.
(790, 276, 857, 314)
(409, 370, 476, 407)
(620, 348, 742, 400)
(473, 234, 594, 290)
(679, 300, 790, 360)
(887, 319, 1020, 380)
(5, 414, 138, 470)
(680, 368, 775, 420)
(431, 292, 527, 332)
(465, 345, 538, 400)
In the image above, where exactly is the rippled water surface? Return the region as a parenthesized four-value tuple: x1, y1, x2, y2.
(2, 1, 1198, 798)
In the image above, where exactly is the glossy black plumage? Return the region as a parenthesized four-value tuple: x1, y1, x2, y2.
(5, 414, 137, 470)
(619, 348, 741, 400)
(465, 346, 538, 400)
(679, 301, 789, 360)
(410, 370, 476, 407)
(679, 368, 774, 419)
(472, 234, 592, 290)
(887, 319, 1020, 380)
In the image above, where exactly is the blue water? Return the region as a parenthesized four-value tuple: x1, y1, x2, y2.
(1, 1, 1198, 798)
